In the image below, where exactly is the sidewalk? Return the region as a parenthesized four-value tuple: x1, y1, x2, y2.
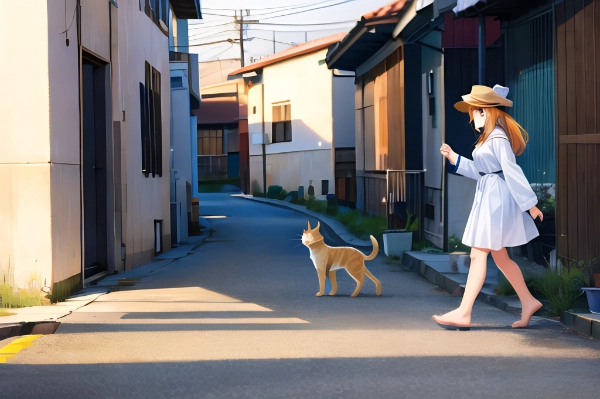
(0, 220, 211, 337)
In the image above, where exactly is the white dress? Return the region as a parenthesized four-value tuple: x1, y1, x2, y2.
(454, 127, 539, 250)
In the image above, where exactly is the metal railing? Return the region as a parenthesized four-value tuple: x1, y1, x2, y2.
(198, 155, 228, 179)
(385, 170, 425, 242)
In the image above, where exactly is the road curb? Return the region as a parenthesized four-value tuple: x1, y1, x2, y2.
(563, 311, 600, 339)
(240, 196, 372, 250)
(402, 252, 521, 316)
(0, 321, 61, 341)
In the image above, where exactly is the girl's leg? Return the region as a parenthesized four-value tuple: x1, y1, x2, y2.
(491, 248, 542, 328)
(433, 246, 490, 326)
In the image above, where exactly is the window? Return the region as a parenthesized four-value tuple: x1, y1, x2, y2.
(197, 129, 223, 155)
(140, 62, 162, 177)
(272, 103, 292, 143)
(170, 76, 183, 88)
(143, 0, 169, 34)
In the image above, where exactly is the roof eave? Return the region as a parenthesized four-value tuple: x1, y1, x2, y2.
(170, 0, 202, 20)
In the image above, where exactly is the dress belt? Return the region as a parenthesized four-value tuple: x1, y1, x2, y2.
(479, 170, 504, 180)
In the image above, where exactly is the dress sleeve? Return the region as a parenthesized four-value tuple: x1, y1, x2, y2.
(454, 155, 481, 181)
(491, 137, 538, 212)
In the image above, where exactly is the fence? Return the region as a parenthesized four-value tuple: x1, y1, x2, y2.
(198, 155, 228, 179)
(386, 170, 425, 242)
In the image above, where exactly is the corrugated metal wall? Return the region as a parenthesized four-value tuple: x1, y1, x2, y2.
(505, 11, 556, 185)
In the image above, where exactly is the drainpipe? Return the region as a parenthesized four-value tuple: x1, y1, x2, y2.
(77, 0, 84, 283)
(478, 14, 486, 85)
(262, 83, 266, 195)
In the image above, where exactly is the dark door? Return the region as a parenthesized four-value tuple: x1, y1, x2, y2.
(82, 57, 108, 278)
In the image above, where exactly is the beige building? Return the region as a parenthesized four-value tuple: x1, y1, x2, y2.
(200, 59, 242, 87)
(0, 0, 201, 301)
(229, 33, 356, 203)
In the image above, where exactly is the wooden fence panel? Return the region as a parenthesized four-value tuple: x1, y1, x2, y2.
(556, 0, 600, 264)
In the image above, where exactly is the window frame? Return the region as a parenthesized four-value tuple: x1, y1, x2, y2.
(272, 103, 292, 143)
(141, 61, 163, 178)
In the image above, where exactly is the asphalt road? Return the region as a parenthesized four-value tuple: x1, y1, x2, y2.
(1, 193, 599, 399)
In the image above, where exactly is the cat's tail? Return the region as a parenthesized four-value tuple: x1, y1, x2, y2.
(363, 235, 379, 260)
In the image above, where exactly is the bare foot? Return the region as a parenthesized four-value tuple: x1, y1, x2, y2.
(512, 299, 543, 328)
(432, 309, 471, 327)
(316, 292, 324, 297)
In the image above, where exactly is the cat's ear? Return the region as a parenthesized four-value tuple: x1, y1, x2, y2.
(307, 221, 311, 230)
(316, 221, 321, 230)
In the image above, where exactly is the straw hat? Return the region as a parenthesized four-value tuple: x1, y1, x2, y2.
(454, 84, 513, 113)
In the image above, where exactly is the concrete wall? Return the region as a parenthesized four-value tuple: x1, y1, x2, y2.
(332, 75, 356, 149)
(447, 173, 477, 246)
(0, 1, 53, 290)
(247, 49, 335, 195)
(0, 0, 172, 293)
(249, 150, 334, 197)
(117, 0, 172, 269)
(421, 31, 445, 248)
(170, 62, 192, 243)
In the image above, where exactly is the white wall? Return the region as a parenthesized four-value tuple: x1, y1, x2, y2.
(0, 0, 173, 292)
(0, 1, 53, 290)
(247, 49, 335, 195)
(263, 50, 334, 153)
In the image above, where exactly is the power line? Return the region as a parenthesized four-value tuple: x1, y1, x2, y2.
(201, 1, 339, 11)
(248, 37, 295, 46)
(189, 29, 238, 40)
(240, 0, 356, 18)
(188, 19, 356, 32)
(189, 1, 356, 29)
(261, 0, 356, 20)
(247, 26, 351, 32)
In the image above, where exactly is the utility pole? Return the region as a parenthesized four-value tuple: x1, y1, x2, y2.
(236, 10, 259, 67)
(239, 10, 244, 67)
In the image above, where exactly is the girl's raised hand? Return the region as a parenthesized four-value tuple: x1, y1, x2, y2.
(440, 143, 458, 165)
(529, 205, 544, 221)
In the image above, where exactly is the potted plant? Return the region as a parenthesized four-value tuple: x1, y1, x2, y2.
(559, 256, 600, 314)
(383, 211, 417, 258)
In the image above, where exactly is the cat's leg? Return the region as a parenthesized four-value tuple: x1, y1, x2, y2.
(327, 270, 338, 296)
(347, 269, 364, 297)
(363, 266, 381, 296)
(316, 268, 326, 297)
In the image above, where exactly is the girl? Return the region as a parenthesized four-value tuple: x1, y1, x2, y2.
(436, 84, 543, 330)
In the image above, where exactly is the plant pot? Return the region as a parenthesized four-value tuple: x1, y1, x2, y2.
(383, 229, 412, 258)
(582, 288, 600, 314)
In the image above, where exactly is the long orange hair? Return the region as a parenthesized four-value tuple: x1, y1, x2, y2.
(469, 106, 529, 156)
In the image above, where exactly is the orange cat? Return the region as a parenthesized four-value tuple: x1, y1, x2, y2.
(302, 221, 381, 297)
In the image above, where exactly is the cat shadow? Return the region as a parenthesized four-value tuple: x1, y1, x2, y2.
(319, 294, 391, 299)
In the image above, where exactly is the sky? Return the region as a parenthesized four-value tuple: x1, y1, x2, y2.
(187, 0, 395, 63)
